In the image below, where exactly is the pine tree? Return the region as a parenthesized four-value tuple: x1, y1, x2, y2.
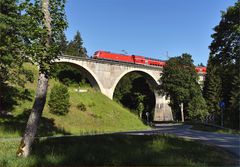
(188, 95, 208, 121)
(0, 0, 31, 115)
(66, 31, 88, 57)
(48, 84, 70, 115)
(228, 69, 240, 129)
(203, 57, 222, 119)
(59, 33, 68, 54)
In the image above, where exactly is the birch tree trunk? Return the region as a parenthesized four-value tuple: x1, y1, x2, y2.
(17, 73, 49, 157)
(17, 0, 51, 157)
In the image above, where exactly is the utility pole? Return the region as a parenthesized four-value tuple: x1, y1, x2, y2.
(181, 103, 184, 122)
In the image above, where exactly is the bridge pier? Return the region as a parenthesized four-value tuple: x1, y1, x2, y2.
(101, 88, 114, 100)
(153, 91, 173, 121)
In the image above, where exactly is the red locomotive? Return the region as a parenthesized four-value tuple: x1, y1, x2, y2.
(93, 50, 166, 67)
(93, 50, 206, 74)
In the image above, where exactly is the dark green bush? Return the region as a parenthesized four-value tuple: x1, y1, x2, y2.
(48, 84, 70, 115)
(77, 102, 86, 111)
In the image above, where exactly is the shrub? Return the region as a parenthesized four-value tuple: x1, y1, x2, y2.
(188, 95, 208, 121)
(77, 102, 87, 111)
(48, 84, 70, 115)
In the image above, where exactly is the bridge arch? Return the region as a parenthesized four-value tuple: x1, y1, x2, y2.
(110, 69, 160, 99)
(56, 56, 173, 121)
(54, 59, 104, 93)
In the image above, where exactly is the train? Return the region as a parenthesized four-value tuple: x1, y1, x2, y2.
(93, 50, 166, 67)
(93, 50, 206, 73)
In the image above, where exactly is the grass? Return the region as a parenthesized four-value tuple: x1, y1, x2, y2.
(190, 122, 240, 134)
(0, 134, 237, 167)
(0, 63, 148, 138)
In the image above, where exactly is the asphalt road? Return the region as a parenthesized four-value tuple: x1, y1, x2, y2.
(122, 123, 240, 158)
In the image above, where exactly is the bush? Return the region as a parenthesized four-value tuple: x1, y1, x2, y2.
(188, 95, 208, 121)
(77, 102, 87, 111)
(48, 84, 70, 115)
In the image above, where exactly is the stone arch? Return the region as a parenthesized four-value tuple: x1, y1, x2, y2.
(110, 69, 160, 99)
(54, 59, 104, 93)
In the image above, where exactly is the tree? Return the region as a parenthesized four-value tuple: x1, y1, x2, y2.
(59, 33, 68, 54)
(134, 92, 145, 118)
(229, 73, 240, 129)
(48, 84, 70, 115)
(0, 0, 32, 115)
(203, 56, 222, 120)
(66, 31, 88, 57)
(17, 0, 67, 157)
(188, 96, 208, 121)
(51, 63, 84, 85)
(160, 53, 208, 121)
(204, 1, 240, 128)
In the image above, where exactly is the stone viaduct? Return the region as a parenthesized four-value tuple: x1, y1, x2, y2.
(56, 55, 173, 121)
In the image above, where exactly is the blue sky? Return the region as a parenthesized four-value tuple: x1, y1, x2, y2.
(65, 0, 237, 65)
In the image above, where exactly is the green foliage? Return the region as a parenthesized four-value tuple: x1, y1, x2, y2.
(113, 72, 155, 121)
(48, 84, 70, 115)
(59, 33, 68, 54)
(160, 53, 206, 120)
(203, 59, 222, 117)
(77, 102, 87, 112)
(0, 0, 23, 83)
(0, 0, 34, 114)
(228, 73, 240, 129)
(51, 64, 84, 85)
(135, 92, 145, 117)
(51, 63, 90, 86)
(204, 1, 240, 129)
(20, 0, 68, 73)
(65, 31, 88, 57)
(188, 96, 208, 121)
(113, 73, 136, 102)
(209, 2, 240, 66)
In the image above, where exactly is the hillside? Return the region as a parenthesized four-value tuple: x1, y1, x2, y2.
(0, 63, 148, 137)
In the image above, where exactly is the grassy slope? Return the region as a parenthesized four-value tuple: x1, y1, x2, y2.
(0, 63, 148, 137)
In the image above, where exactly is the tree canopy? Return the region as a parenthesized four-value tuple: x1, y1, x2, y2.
(65, 31, 88, 57)
(203, 1, 240, 129)
(0, 0, 33, 115)
(160, 53, 208, 121)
